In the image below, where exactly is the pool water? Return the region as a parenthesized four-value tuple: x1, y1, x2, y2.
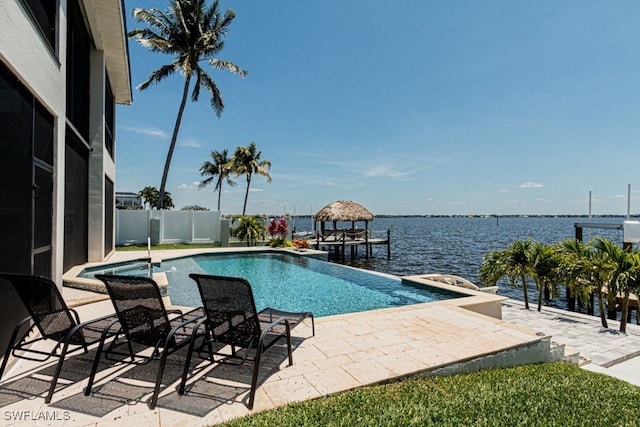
(160, 252, 463, 317)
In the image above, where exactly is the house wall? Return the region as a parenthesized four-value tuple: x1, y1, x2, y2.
(0, 0, 130, 282)
(0, 1, 67, 283)
(0, 0, 130, 355)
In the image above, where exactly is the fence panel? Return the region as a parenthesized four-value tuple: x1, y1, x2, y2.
(191, 211, 220, 242)
(116, 210, 222, 245)
(116, 210, 150, 245)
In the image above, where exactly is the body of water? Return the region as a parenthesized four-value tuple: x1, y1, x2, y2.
(293, 216, 628, 310)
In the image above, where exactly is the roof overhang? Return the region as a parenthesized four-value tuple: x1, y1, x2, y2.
(83, 0, 132, 105)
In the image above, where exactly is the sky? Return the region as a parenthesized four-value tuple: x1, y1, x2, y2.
(115, 0, 640, 217)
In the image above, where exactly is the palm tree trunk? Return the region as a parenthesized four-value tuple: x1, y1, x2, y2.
(242, 174, 252, 216)
(217, 189, 222, 211)
(620, 293, 629, 333)
(598, 290, 608, 329)
(537, 280, 543, 312)
(158, 75, 191, 209)
(607, 293, 618, 320)
(521, 274, 530, 310)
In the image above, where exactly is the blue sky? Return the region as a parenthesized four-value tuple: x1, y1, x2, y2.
(116, 0, 640, 216)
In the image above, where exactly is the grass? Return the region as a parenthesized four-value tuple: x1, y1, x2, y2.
(219, 363, 640, 427)
(116, 243, 220, 251)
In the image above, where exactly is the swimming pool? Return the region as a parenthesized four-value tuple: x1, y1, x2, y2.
(161, 252, 464, 317)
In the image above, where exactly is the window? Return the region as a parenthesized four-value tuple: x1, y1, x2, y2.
(105, 178, 114, 254)
(20, 0, 58, 52)
(0, 61, 54, 277)
(66, 0, 90, 140)
(105, 76, 115, 158)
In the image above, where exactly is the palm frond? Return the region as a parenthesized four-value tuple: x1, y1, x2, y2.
(197, 69, 224, 116)
(137, 64, 177, 90)
(207, 58, 248, 77)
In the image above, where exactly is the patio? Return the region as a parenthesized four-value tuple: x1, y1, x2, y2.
(0, 285, 552, 427)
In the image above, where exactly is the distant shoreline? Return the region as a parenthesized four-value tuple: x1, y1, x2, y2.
(289, 214, 640, 219)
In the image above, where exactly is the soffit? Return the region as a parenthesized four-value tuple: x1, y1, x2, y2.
(82, 0, 132, 105)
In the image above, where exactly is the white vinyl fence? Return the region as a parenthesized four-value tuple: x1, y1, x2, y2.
(116, 210, 223, 245)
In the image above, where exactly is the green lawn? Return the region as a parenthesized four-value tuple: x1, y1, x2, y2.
(219, 363, 640, 427)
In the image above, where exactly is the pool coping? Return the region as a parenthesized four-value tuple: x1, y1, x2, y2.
(63, 247, 329, 293)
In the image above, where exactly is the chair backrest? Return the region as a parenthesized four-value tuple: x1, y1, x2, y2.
(188, 274, 261, 348)
(0, 273, 79, 342)
(95, 275, 171, 347)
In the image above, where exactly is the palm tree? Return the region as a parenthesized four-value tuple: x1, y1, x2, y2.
(231, 142, 272, 215)
(136, 186, 174, 210)
(234, 215, 266, 247)
(558, 238, 616, 328)
(619, 251, 640, 333)
(592, 237, 632, 321)
(129, 0, 247, 209)
(199, 149, 236, 211)
(138, 186, 158, 209)
(529, 242, 561, 312)
(162, 191, 175, 210)
(480, 238, 534, 309)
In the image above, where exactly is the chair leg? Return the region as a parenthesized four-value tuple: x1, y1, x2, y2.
(84, 336, 107, 396)
(247, 345, 263, 410)
(178, 318, 209, 395)
(148, 350, 169, 409)
(0, 317, 32, 380)
(0, 330, 20, 381)
(285, 322, 293, 366)
(44, 341, 71, 404)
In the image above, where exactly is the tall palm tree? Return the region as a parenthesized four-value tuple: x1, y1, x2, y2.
(199, 149, 236, 211)
(231, 142, 272, 215)
(129, 0, 247, 209)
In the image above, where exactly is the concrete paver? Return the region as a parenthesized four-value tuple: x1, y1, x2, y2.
(0, 295, 546, 427)
(2, 271, 639, 426)
(502, 299, 640, 386)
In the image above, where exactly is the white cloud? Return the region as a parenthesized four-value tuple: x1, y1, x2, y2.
(177, 182, 200, 190)
(519, 182, 544, 189)
(498, 188, 510, 193)
(179, 137, 203, 148)
(120, 124, 168, 138)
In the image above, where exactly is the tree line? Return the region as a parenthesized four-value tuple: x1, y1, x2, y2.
(136, 141, 271, 214)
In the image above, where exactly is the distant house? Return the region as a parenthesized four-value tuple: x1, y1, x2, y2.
(0, 0, 131, 350)
(116, 192, 143, 209)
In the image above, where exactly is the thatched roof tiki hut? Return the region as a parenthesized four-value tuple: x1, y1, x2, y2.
(313, 201, 388, 259)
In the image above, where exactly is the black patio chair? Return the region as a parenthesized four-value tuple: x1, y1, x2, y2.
(0, 273, 121, 404)
(179, 274, 314, 409)
(84, 274, 207, 409)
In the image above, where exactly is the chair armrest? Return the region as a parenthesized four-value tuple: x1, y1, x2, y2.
(164, 311, 206, 347)
(258, 317, 292, 347)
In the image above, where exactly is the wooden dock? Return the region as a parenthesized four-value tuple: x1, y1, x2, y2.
(295, 229, 390, 260)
